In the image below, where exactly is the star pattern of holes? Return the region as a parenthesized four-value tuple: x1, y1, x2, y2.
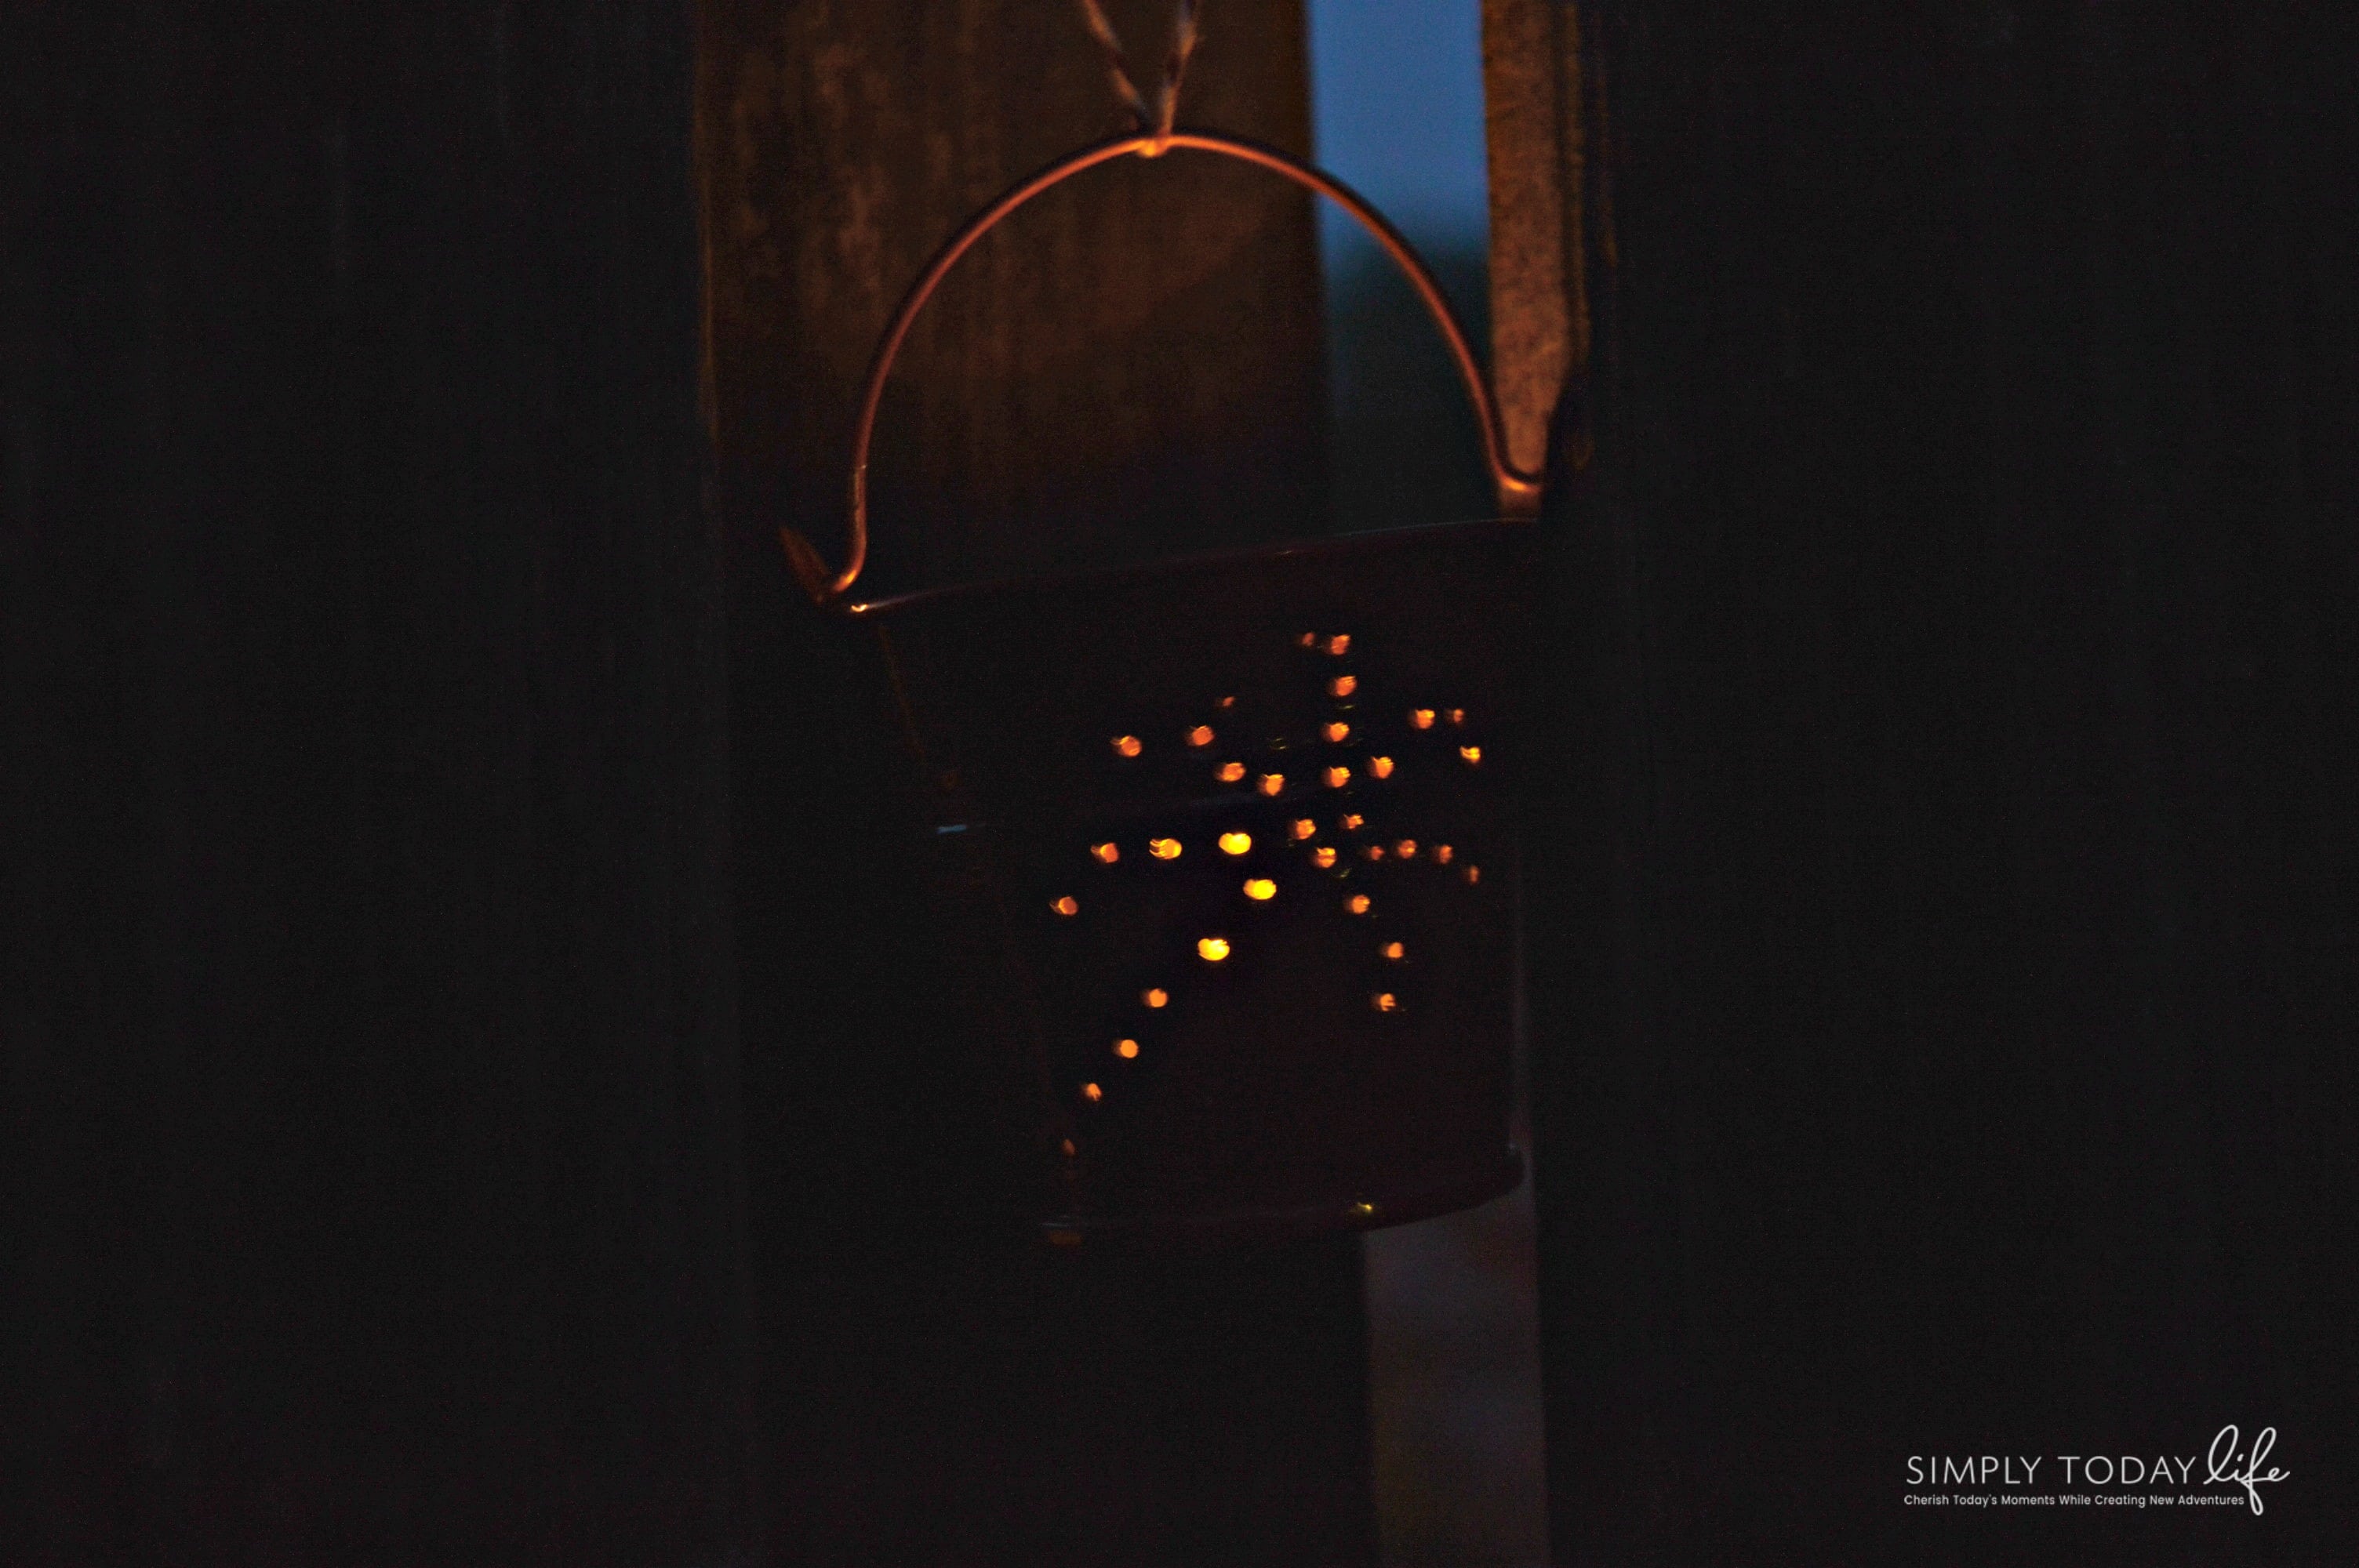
(1045, 627, 1495, 1156)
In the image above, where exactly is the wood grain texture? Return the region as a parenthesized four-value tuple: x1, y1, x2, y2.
(694, 4, 1374, 1563)
(1526, 2, 2359, 1563)
(4, 1, 750, 1561)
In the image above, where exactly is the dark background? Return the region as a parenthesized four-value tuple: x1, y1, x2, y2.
(1531, 2, 2359, 1563)
(8, 0, 2357, 1563)
(7, 4, 750, 1561)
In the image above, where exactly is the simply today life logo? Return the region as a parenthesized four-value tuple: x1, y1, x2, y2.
(1904, 1426, 2288, 1515)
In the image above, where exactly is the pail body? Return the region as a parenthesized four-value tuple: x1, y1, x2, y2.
(853, 519, 1532, 1241)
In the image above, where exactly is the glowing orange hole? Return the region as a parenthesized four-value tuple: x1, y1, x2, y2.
(1410, 709, 1436, 730)
(1187, 725, 1215, 748)
(1113, 735, 1142, 757)
(1052, 896, 1079, 916)
(1331, 676, 1358, 699)
(1114, 1039, 1140, 1059)
(1217, 760, 1246, 782)
(1382, 942, 1405, 960)
(1324, 721, 1350, 743)
(1369, 756, 1394, 779)
(1243, 878, 1276, 902)
(1219, 831, 1252, 856)
(1372, 993, 1399, 1013)
(1143, 987, 1169, 1008)
(1081, 1082, 1103, 1102)
(1459, 745, 1482, 766)
(1089, 842, 1119, 864)
(1257, 773, 1285, 796)
(1198, 936, 1231, 962)
(1340, 813, 1365, 832)
(1149, 837, 1182, 860)
(1434, 844, 1454, 864)
(1394, 840, 1417, 859)
(1311, 847, 1337, 868)
(1347, 895, 1372, 916)
(1326, 635, 1351, 656)
(1290, 818, 1317, 840)
(1325, 766, 1350, 789)
(1364, 844, 1385, 862)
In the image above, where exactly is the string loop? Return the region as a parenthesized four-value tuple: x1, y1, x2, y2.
(1078, 0, 1202, 154)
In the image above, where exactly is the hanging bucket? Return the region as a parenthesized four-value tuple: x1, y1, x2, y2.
(781, 132, 1543, 1245)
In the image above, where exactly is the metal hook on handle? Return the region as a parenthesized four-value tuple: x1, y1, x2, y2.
(783, 130, 1544, 608)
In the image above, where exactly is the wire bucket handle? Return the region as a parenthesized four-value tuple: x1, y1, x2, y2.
(782, 130, 1544, 608)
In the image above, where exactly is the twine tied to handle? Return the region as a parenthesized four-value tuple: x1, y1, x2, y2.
(1077, 0, 1202, 155)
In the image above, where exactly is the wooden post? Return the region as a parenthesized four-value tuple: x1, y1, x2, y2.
(1501, 1, 2359, 1561)
(694, 3, 1376, 1562)
(5, 2, 751, 1559)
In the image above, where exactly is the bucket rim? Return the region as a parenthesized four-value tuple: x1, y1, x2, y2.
(842, 515, 1530, 620)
